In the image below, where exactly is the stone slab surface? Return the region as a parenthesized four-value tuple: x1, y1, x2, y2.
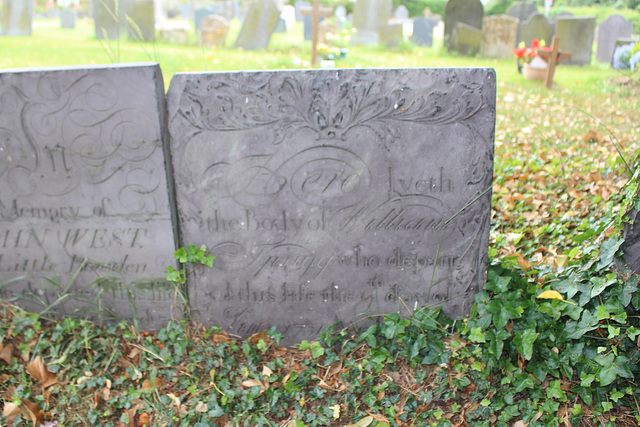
(0, 63, 178, 330)
(167, 68, 496, 345)
(555, 16, 596, 65)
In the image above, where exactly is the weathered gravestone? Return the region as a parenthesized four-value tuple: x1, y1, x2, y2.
(234, 0, 280, 50)
(294, 0, 310, 21)
(94, 0, 126, 39)
(506, 1, 538, 46)
(351, 0, 392, 45)
(519, 12, 553, 47)
(444, 0, 483, 49)
(623, 211, 640, 274)
(194, 6, 221, 32)
(482, 15, 518, 58)
(127, 0, 155, 41)
(394, 5, 409, 21)
(596, 14, 633, 64)
(166, 68, 496, 345)
(60, 9, 77, 29)
(1, 0, 33, 36)
(379, 22, 404, 46)
(451, 22, 483, 55)
(0, 64, 178, 330)
(335, 5, 347, 30)
(411, 17, 437, 47)
(555, 16, 596, 65)
(200, 14, 229, 47)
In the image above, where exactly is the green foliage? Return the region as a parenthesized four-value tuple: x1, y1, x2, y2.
(166, 244, 214, 305)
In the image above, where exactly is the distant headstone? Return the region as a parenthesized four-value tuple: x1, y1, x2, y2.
(444, 0, 483, 49)
(596, 14, 633, 63)
(411, 17, 437, 47)
(318, 19, 337, 44)
(94, 0, 126, 39)
(234, 0, 280, 50)
(394, 5, 409, 21)
(1, 0, 33, 36)
(379, 22, 403, 46)
(450, 22, 483, 55)
(275, 17, 287, 33)
(158, 20, 191, 44)
(335, 5, 347, 29)
(200, 14, 229, 46)
(166, 68, 496, 345)
(281, 5, 295, 31)
(555, 16, 596, 65)
(482, 14, 518, 58)
(0, 64, 177, 330)
(506, 1, 538, 45)
(127, 0, 155, 41)
(60, 9, 77, 29)
(294, 0, 310, 21)
(519, 12, 553, 47)
(352, 0, 392, 45)
(194, 6, 220, 32)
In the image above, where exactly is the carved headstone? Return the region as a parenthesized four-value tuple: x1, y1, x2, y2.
(351, 0, 392, 45)
(60, 9, 77, 29)
(444, 0, 483, 49)
(167, 68, 496, 345)
(94, 0, 126, 39)
(1, 0, 33, 36)
(519, 12, 553, 47)
(411, 17, 437, 47)
(0, 64, 177, 330)
(555, 16, 596, 65)
(506, 0, 537, 45)
(200, 14, 229, 47)
(596, 14, 633, 64)
(234, 0, 280, 50)
(127, 0, 156, 41)
(482, 14, 518, 58)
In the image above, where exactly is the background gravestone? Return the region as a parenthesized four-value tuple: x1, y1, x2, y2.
(351, 0, 392, 45)
(506, 0, 538, 46)
(60, 9, 77, 29)
(294, 0, 310, 21)
(335, 5, 347, 30)
(394, 5, 409, 21)
(519, 12, 553, 47)
(444, 0, 483, 49)
(482, 14, 518, 58)
(596, 14, 633, 63)
(1, 0, 33, 36)
(194, 6, 221, 32)
(411, 17, 437, 47)
(0, 64, 178, 330)
(127, 0, 155, 41)
(234, 0, 280, 50)
(450, 21, 483, 55)
(167, 68, 496, 345)
(555, 16, 596, 65)
(200, 14, 229, 47)
(94, 0, 126, 39)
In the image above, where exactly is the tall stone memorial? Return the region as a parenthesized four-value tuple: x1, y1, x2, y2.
(444, 0, 483, 50)
(94, 0, 127, 39)
(555, 16, 596, 65)
(234, 0, 280, 50)
(0, 64, 177, 330)
(1, 0, 33, 36)
(519, 12, 553, 47)
(596, 15, 632, 64)
(167, 68, 496, 344)
(482, 15, 518, 58)
(351, 0, 392, 45)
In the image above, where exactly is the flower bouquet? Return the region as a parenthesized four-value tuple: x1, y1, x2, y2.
(514, 39, 553, 72)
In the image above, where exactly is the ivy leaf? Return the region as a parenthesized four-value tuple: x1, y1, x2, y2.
(596, 237, 623, 271)
(599, 365, 617, 386)
(514, 330, 538, 361)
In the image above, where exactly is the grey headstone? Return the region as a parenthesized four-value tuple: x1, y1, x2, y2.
(411, 17, 437, 47)
(450, 21, 483, 55)
(352, 0, 392, 45)
(519, 12, 553, 47)
(555, 16, 596, 65)
(1, 0, 33, 36)
(623, 210, 640, 273)
(0, 64, 177, 330)
(60, 9, 77, 29)
(335, 4, 346, 29)
(94, 0, 126, 39)
(506, 1, 538, 45)
(281, 5, 295, 31)
(444, 0, 483, 49)
(127, 0, 156, 41)
(482, 14, 518, 58)
(294, 0, 310, 21)
(200, 14, 229, 46)
(166, 68, 496, 345)
(596, 14, 633, 64)
(395, 5, 409, 21)
(274, 17, 286, 33)
(234, 0, 280, 50)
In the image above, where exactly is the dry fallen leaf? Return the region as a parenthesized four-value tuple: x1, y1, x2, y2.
(20, 398, 45, 427)
(26, 355, 58, 388)
(0, 343, 14, 365)
(537, 290, 576, 305)
(137, 412, 150, 426)
(195, 401, 208, 413)
(344, 416, 373, 427)
(3, 401, 21, 424)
